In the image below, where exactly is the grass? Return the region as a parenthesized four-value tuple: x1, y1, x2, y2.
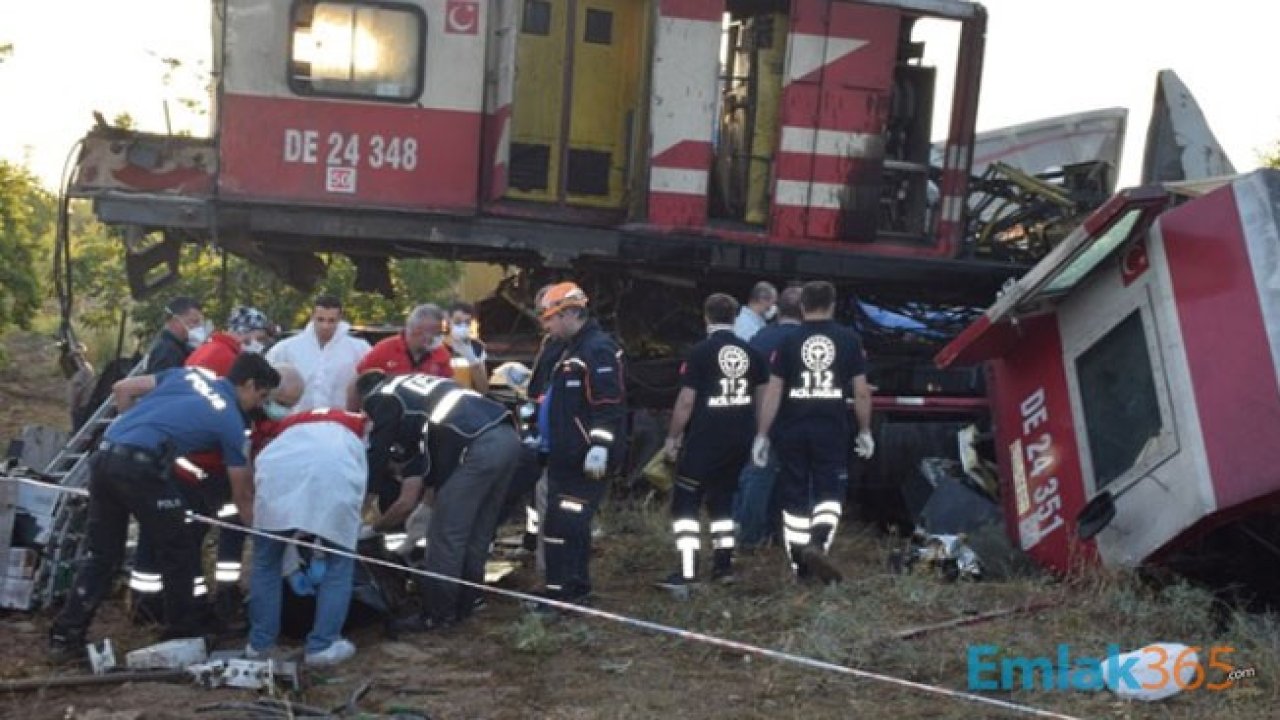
(532, 494, 1280, 719)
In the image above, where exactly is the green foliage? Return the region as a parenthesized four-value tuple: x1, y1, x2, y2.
(62, 209, 460, 358)
(0, 161, 51, 332)
(1264, 141, 1280, 170)
(0, 43, 12, 63)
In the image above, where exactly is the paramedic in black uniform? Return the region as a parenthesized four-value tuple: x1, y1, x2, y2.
(659, 293, 768, 589)
(752, 281, 874, 583)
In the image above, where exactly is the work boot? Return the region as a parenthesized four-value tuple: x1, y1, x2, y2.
(655, 571, 698, 599)
(48, 627, 86, 666)
(798, 545, 843, 585)
(128, 592, 165, 626)
(711, 550, 736, 584)
(214, 585, 247, 634)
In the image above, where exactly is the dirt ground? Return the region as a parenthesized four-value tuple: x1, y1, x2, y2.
(1, 329, 1277, 720)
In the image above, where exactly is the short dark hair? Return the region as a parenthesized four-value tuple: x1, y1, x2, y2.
(777, 286, 803, 321)
(749, 281, 778, 304)
(449, 301, 475, 316)
(314, 294, 342, 311)
(355, 369, 389, 399)
(703, 293, 738, 325)
(800, 281, 836, 313)
(227, 352, 281, 390)
(165, 296, 201, 316)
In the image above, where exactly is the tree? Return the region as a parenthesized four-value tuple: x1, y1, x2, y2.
(0, 161, 51, 333)
(1264, 142, 1280, 170)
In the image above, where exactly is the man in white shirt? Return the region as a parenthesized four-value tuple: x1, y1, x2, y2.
(733, 281, 778, 343)
(265, 295, 371, 411)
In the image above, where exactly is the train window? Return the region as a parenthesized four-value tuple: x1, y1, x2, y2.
(1041, 207, 1145, 296)
(1075, 310, 1164, 490)
(584, 9, 613, 45)
(522, 1, 551, 36)
(289, 1, 425, 102)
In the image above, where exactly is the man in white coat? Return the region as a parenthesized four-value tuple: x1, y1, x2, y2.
(266, 295, 370, 411)
(246, 366, 369, 666)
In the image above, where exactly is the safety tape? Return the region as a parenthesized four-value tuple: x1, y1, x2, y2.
(2, 475, 1081, 720)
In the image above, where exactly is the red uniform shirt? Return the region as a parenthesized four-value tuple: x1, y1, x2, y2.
(175, 332, 244, 483)
(357, 333, 454, 378)
(253, 408, 368, 457)
(185, 332, 242, 377)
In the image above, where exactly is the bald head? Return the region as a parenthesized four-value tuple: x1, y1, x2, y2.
(272, 363, 305, 409)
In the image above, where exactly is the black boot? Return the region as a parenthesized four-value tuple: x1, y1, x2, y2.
(711, 549, 736, 584)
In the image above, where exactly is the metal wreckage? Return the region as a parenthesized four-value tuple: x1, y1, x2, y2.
(5, 0, 1280, 643)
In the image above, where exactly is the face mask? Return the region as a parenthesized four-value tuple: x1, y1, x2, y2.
(763, 305, 779, 322)
(451, 323, 470, 342)
(263, 400, 291, 421)
(426, 336, 444, 351)
(186, 322, 212, 348)
(242, 339, 265, 354)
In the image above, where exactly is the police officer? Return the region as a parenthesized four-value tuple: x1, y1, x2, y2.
(129, 295, 211, 619)
(49, 353, 279, 662)
(358, 371, 522, 630)
(532, 282, 626, 610)
(659, 293, 767, 590)
(753, 281, 873, 584)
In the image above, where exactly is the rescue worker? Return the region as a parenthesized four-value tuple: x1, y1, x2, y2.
(733, 281, 778, 343)
(187, 306, 273, 374)
(530, 282, 626, 611)
(521, 283, 566, 563)
(142, 296, 208, 373)
(659, 293, 768, 589)
(753, 281, 873, 584)
(357, 371, 521, 631)
(174, 305, 273, 608)
(128, 296, 212, 623)
(266, 294, 370, 411)
(445, 301, 489, 392)
(358, 303, 453, 379)
(734, 286, 803, 548)
(247, 367, 367, 666)
(49, 353, 279, 663)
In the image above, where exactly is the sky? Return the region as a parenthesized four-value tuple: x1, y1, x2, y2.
(2, 0, 1278, 190)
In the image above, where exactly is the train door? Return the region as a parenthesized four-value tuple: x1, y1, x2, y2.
(507, 0, 649, 209)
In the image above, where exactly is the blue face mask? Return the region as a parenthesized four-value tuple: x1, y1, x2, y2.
(263, 400, 291, 421)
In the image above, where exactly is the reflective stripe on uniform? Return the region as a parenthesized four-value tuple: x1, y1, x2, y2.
(589, 428, 614, 443)
(217, 503, 238, 518)
(215, 561, 242, 582)
(193, 576, 209, 597)
(712, 519, 736, 550)
(383, 533, 407, 552)
(526, 506, 540, 534)
(782, 511, 812, 549)
(129, 571, 163, 594)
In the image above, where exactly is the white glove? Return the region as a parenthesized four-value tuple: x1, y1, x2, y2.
(854, 430, 875, 460)
(403, 504, 433, 552)
(457, 340, 478, 364)
(584, 445, 609, 480)
(751, 435, 770, 468)
(663, 437, 680, 462)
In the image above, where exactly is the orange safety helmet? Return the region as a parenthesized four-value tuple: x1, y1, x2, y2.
(540, 282, 589, 319)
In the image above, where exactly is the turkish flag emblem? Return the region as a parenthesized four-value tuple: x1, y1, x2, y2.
(1120, 238, 1149, 286)
(445, 0, 480, 35)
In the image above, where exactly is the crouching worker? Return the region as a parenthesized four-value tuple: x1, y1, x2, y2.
(49, 354, 278, 663)
(247, 366, 367, 666)
(357, 371, 521, 633)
